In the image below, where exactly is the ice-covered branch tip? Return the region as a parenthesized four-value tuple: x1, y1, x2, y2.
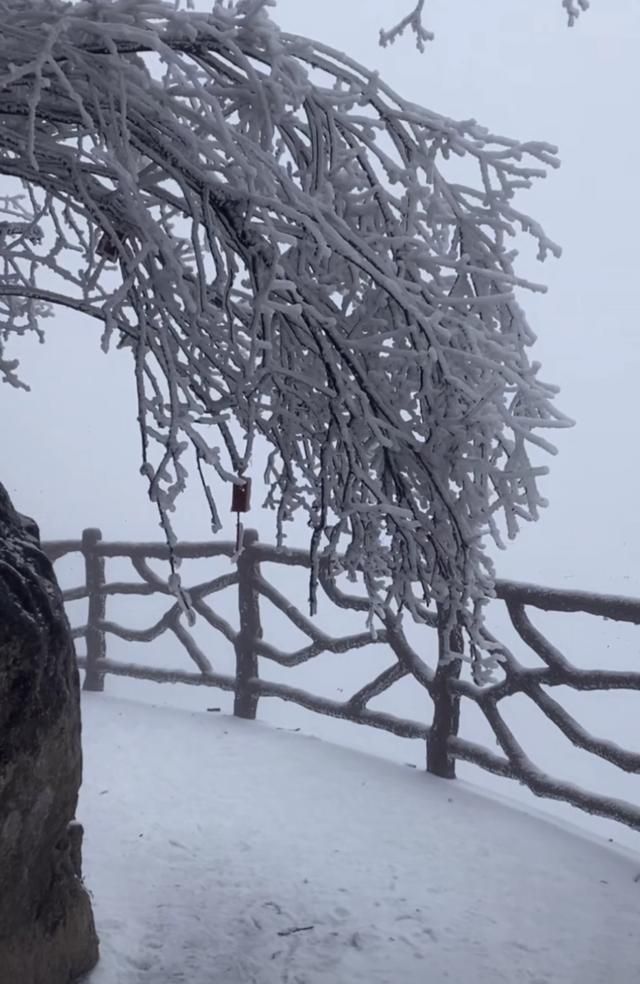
(0, 0, 571, 660)
(381, 0, 590, 48)
(379, 1, 433, 53)
(562, 0, 590, 27)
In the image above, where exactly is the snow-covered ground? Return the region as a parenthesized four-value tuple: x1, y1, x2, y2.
(81, 693, 640, 984)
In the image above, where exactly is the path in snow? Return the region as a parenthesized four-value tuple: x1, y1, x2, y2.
(80, 694, 640, 984)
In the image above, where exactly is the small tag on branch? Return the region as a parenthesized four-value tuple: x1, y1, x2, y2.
(232, 476, 252, 553)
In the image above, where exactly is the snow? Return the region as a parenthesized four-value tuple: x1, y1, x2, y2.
(81, 693, 640, 984)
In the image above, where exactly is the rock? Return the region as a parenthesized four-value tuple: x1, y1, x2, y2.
(0, 484, 98, 984)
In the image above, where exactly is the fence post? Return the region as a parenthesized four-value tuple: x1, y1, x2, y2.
(234, 528, 262, 719)
(427, 608, 462, 778)
(82, 528, 107, 693)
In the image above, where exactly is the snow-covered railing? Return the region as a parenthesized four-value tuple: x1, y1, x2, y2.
(43, 526, 436, 737)
(43, 530, 640, 832)
(451, 581, 640, 831)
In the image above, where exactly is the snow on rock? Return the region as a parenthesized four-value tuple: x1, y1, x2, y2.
(80, 694, 640, 984)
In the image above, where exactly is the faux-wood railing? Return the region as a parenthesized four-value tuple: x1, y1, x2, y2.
(43, 528, 640, 833)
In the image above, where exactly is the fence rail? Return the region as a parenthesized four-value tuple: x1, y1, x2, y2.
(43, 528, 640, 833)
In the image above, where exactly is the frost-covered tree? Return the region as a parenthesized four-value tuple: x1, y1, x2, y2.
(0, 0, 574, 663)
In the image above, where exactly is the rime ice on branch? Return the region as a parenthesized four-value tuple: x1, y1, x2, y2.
(382, 0, 590, 48)
(0, 0, 572, 662)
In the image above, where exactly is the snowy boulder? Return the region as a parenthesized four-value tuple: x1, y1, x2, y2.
(0, 484, 98, 984)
